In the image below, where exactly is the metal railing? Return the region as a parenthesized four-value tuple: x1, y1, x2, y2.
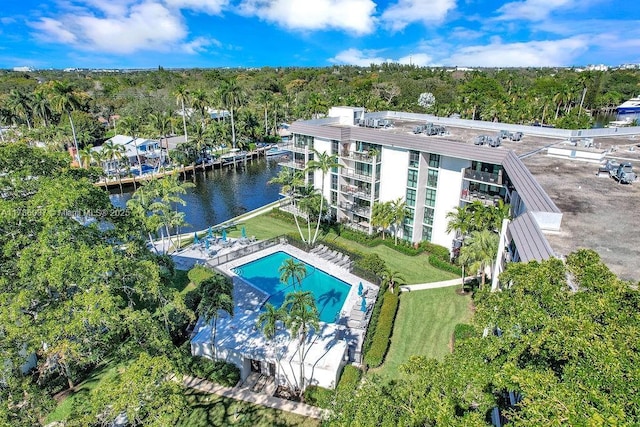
(463, 168, 502, 185)
(340, 185, 372, 199)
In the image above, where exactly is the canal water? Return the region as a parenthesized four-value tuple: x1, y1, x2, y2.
(109, 158, 283, 233)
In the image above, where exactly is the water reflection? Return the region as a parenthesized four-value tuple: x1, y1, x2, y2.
(109, 158, 283, 232)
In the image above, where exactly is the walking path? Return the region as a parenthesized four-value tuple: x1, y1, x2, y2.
(182, 375, 328, 420)
(401, 276, 474, 292)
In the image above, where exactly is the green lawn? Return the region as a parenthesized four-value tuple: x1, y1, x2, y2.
(233, 214, 456, 285)
(372, 285, 473, 379)
(177, 390, 319, 427)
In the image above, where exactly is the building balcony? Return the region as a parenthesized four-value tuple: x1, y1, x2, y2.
(340, 184, 372, 200)
(341, 168, 376, 183)
(460, 189, 504, 206)
(278, 160, 306, 170)
(338, 202, 371, 218)
(287, 143, 311, 154)
(341, 151, 376, 164)
(463, 168, 503, 185)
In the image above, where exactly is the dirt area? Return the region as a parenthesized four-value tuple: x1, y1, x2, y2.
(522, 141, 640, 283)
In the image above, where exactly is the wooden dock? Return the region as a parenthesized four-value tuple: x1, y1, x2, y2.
(95, 147, 269, 189)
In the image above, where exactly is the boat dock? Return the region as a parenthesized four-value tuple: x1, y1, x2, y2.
(95, 146, 274, 189)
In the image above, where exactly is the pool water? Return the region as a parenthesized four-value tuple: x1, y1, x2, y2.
(234, 251, 350, 323)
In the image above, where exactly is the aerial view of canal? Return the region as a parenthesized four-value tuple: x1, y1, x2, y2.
(109, 158, 283, 233)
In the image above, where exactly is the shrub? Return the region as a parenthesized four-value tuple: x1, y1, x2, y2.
(364, 291, 400, 368)
(336, 365, 362, 393)
(355, 253, 387, 277)
(362, 286, 386, 354)
(303, 385, 333, 408)
(187, 264, 215, 286)
(188, 357, 240, 387)
(429, 254, 462, 275)
(453, 323, 475, 349)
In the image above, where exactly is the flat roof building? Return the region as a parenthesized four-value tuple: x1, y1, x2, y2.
(283, 107, 563, 288)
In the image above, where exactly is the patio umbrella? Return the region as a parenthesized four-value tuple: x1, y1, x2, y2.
(207, 227, 213, 239)
(205, 239, 210, 250)
(193, 232, 199, 244)
(360, 296, 367, 312)
(222, 229, 227, 242)
(358, 282, 363, 296)
(241, 227, 246, 238)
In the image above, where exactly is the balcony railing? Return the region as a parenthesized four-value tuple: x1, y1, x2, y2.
(463, 168, 502, 185)
(338, 202, 371, 218)
(278, 160, 306, 170)
(341, 151, 376, 163)
(460, 189, 504, 206)
(340, 185, 372, 199)
(342, 168, 375, 182)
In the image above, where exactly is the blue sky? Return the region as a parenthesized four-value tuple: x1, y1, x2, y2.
(1, 0, 639, 69)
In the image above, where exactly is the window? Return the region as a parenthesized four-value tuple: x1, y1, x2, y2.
(409, 150, 420, 168)
(429, 153, 440, 168)
(422, 226, 432, 242)
(404, 208, 414, 226)
(404, 225, 413, 240)
(331, 191, 337, 205)
(294, 134, 314, 149)
(331, 140, 339, 155)
(331, 174, 338, 190)
(407, 169, 418, 188)
(423, 207, 434, 225)
(406, 189, 416, 207)
(425, 188, 436, 207)
(427, 169, 438, 188)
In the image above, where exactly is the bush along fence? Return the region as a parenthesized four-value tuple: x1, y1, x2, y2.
(271, 208, 461, 275)
(363, 290, 400, 368)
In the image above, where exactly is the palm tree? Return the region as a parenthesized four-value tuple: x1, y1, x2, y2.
(305, 149, 340, 244)
(457, 229, 499, 289)
(219, 78, 245, 148)
(281, 291, 319, 397)
(371, 201, 393, 239)
(78, 145, 94, 169)
(445, 205, 471, 239)
(256, 303, 283, 377)
(381, 269, 406, 294)
(119, 116, 143, 177)
(7, 89, 32, 129)
(31, 90, 52, 127)
(196, 275, 234, 359)
(147, 111, 172, 167)
(256, 91, 273, 136)
(279, 258, 308, 290)
(390, 197, 408, 245)
(174, 85, 190, 143)
(268, 168, 306, 242)
(190, 89, 209, 126)
(47, 81, 82, 165)
(100, 140, 126, 193)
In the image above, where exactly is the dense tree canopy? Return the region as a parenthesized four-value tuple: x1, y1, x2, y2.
(330, 250, 640, 425)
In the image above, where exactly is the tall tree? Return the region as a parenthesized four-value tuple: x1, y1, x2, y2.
(282, 290, 319, 397)
(372, 200, 393, 239)
(279, 257, 308, 290)
(390, 197, 408, 245)
(268, 168, 307, 242)
(305, 149, 340, 244)
(46, 81, 82, 164)
(196, 275, 234, 359)
(219, 78, 245, 148)
(256, 90, 273, 136)
(457, 229, 499, 288)
(174, 85, 190, 143)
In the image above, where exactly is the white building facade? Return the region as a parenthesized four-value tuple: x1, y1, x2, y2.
(284, 107, 562, 273)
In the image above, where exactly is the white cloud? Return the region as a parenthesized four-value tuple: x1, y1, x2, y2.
(32, 18, 79, 44)
(165, 0, 229, 14)
(238, 0, 376, 34)
(330, 48, 434, 66)
(381, 0, 456, 31)
(28, 1, 229, 55)
(496, 0, 574, 21)
(443, 37, 589, 67)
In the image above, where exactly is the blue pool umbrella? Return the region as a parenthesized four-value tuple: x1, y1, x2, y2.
(358, 282, 363, 296)
(222, 229, 227, 241)
(207, 227, 213, 239)
(360, 296, 367, 312)
(193, 232, 199, 244)
(205, 239, 210, 250)
(241, 227, 246, 238)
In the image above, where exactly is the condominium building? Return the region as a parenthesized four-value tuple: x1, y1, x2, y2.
(282, 107, 562, 272)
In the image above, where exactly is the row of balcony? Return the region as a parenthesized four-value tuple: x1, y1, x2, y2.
(460, 189, 505, 206)
(340, 184, 372, 199)
(338, 202, 371, 218)
(341, 151, 377, 163)
(463, 168, 503, 185)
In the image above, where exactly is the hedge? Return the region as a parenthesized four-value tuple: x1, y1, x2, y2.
(336, 365, 362, 393)
(187, 356, 240, 387)
(303, 385, 334, 408)
(453, 323, 475, 350)
(362, 286, 386, 355)
(429, 254, 462, 276)
(363, 291, 400, 368)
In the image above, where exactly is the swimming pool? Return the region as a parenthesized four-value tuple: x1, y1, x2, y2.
(234, 251, 350, 323)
